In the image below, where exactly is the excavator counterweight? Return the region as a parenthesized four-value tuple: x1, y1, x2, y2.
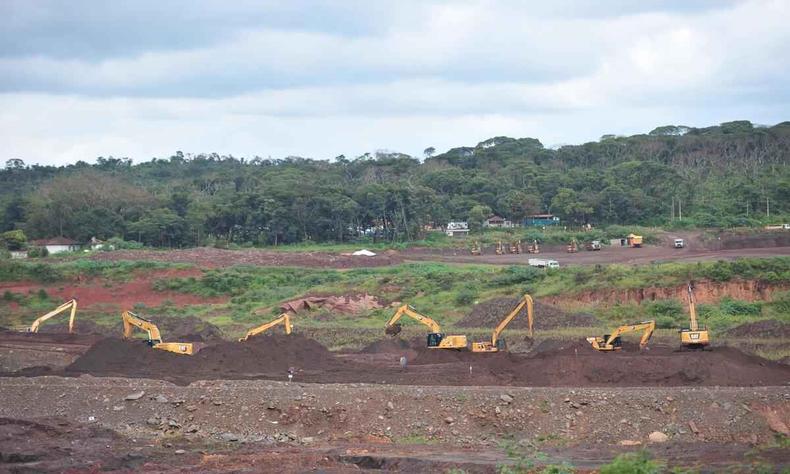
(385, 304, 467, 349)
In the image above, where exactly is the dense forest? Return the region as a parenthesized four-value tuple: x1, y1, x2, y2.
(0, 120, 788, 248)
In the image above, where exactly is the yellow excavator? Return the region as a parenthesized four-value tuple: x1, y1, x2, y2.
(239, 313, 292, 342)
(587, 320, 655, 351)
(680, 284, 710, 350)
(121, 310, 197, 355)
(25, 299, 78, 333)
(385, 304, 468, 349)
(472, 294, 534, 352)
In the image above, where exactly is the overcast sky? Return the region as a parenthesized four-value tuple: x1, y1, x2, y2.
(1, 0, 789, 165)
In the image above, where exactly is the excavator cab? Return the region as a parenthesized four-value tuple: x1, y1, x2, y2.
(427, 333, 444, 347)
(601, 335, 622, 349)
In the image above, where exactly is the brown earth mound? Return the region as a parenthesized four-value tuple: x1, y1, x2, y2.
(360, 338, 414, 354)
(37, 319, 111, 336)
(456, 297, 597, 329)
(63, 334, 359, 385)
(725, 320, 790, 339)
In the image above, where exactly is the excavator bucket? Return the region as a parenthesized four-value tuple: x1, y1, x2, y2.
(385, 323, 403, 336)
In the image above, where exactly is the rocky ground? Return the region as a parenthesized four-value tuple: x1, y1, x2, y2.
(0, 376, 788, 472)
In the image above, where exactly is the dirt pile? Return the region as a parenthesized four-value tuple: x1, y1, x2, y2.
(281, 294, 383, 315)
(37, 319, 111, 336)
(360, 338, 414, 354)
(456, 297, 597, 329)
(64, 334, 360, 385)
(725, 320, 790, 339)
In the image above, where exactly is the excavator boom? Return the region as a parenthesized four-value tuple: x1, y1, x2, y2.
(29, 299, 78, 333)
(239, 313, 293, 341)
(385, 304, 467, 349)
(121, 311, 196, 355)
(472, 294, 534, 353)
(587, 320, 655, 351)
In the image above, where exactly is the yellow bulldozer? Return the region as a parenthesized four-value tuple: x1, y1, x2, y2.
(385, 304, 467, 349)
(471, 294, 534, 353)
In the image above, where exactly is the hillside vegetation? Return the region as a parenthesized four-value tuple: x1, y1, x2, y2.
(1, 120, 788, 248)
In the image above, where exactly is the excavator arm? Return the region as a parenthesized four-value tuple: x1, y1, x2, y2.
(385, 304, 467, 349)
(239, 313, 292, 342)
(385, 305, 442, 335)
(472, 294, 534, 353)
(680, 283, 710, 349)
(121, 311, 195, 355)
(587, 320, 655, 351)
(29, 299, 78, 333)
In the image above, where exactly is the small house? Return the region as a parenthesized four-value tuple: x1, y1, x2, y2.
(524, 214, 560, 227)
(483, 215, 515, 228)
(89, 237, 104, 251)
(30, 237, 80, 254)
(445, 221, 470, 238)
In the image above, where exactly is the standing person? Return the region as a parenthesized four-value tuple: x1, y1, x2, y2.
(399, 356, 407, 371)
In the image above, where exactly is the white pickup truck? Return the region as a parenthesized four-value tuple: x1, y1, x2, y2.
(528, 258, 560, 269)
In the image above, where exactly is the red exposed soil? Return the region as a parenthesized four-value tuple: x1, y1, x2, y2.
(90, 247, 402, 269)
(457, 297, 597, 329)
(541, 279, 787, 309)
(0, 269, 224, 310)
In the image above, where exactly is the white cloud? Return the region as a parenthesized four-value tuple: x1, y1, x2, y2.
(0, 0, 788, 165)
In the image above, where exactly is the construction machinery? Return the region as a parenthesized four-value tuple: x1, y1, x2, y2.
(567, 239, 578, 253)
(121, 311, 197, 355)
(587, 320, 656, 351)
(25, 299, 78, 333)
(526, 239, 540, 254)
(470, 241, 482, 256)
(510, 241, 522, 254)
(239, 313, 293, 342)
(680, 284, 710, 350)
(627, 234, 643, 248)
(472, 294, 534, 352)
(385, 304, 467, 349)
(585, 240, 602, 251)
(495, 241, 504, 255)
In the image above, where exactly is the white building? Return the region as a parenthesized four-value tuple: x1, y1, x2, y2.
(31, 237, 80, 254)
(445, 221, 470, 238)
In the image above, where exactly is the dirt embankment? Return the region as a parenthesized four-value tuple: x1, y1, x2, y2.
(4, 331, 784, 388)
(456, 297, 597, 329)
(542, 279, 787, 309)
(726, 320, 790, 339)
(703, 230, 790, 250)
(90, 247, 402, 269)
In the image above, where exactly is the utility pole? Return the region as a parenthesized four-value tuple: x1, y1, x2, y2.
(678, 199, 682, 221)
(767, 197, 770, 218)
(671, 196, 675, 221)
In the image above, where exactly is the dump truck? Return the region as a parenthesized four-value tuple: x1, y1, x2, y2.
(627, 234, 643, 248)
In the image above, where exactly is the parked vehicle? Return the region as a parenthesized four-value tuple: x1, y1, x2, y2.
(528, 258, 559, 269)
(674, 239, 685, 248)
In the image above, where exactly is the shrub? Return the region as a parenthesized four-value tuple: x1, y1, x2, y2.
(702, 261, 733, 282)
(27, 247, 49, 258)
(719, 297, 761, 316)
(104, 237, 144, 250)
(491, 266, 545, 287)
(598, 451, 663, 474)
(455, 288, 477, 305)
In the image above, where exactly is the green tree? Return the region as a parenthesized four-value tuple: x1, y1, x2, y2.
(468, 205, 492, 233)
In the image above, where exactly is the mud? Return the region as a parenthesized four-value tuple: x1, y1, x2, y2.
(457, 297, 597, 329)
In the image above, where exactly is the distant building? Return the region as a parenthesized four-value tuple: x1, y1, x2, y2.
(445, 221, 470, 238)
(9, 251, 27, 259)
(89, 237, 105, 251)
(524, 214, 560, 227)
(483, 215, 515, 228)
(30, 237, 80, 254)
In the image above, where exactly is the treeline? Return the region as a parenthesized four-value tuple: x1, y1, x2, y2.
(0, 120, 788, 247)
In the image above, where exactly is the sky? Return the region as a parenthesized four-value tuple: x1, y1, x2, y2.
(1, 0, 789, 165)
